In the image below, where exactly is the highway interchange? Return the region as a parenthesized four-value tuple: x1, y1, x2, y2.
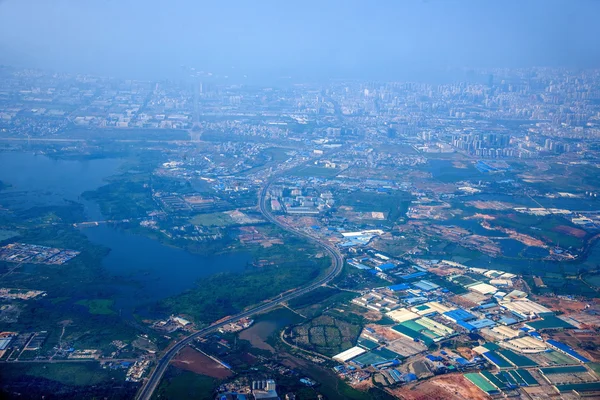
(136, 178, 345, 400)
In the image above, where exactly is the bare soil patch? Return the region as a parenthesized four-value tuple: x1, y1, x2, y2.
(171, 346, 233, 379)
(554, 225, 587, 238)
(388, 374, 488, 400)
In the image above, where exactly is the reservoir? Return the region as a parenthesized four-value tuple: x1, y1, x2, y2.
(0, 151, 252, 316)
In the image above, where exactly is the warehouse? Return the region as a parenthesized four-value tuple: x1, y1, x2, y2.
(500, 299, 553, 319)
(411, 301, 453, 316)
(443, 309, 476, 323)
(412, 280, 439, 292)
(465, 373, 500, 395)
(468, 282, 498, 295)
(387, 283, 410, 292)
(469, 318, 496, 330)
(491, 325, 521, 340)
(501, 336, 547, 353)
(387, 308, 420, 323)
(333, 346, 366, 362)
(525, 315, 575, 330)
(0, 337, 12, 350)
(376, 262, 396, 272)
(546, 340, 590, 363)
(415, 317, 455, 339)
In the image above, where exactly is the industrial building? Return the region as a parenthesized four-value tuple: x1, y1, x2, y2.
(442, 309, 476, 323)
(252, 380, 279, 400)
(500, 299, 553, 319)
(411, 301, 453, 316)
(468, 282, 498, 295)
(333, 346, 367, 362)
(387, 308, 420, 323)
(412, 279, 440, 291)
(500, 336, 548, 353)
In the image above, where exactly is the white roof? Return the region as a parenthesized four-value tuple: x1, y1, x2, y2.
(387, 308, 420, 323)
(500, 299, 552, 316)
(491, 325, 520, 339)
(333, 346, 366, 362)
(468, 282, 498, 295)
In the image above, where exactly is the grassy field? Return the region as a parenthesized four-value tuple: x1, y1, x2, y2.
(152, 366, 218, 400)
(75, 299, 116, 315)
(162, 249, 330, 324)
(0, 229, 19, 242)
(336, 190, 412, 223)
(0, 362, 123, 387)
(190, 212, 235, 227)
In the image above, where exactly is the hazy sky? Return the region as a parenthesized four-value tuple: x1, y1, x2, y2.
(0, 0, 599, 81)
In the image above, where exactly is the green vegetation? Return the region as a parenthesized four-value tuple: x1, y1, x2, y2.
(0, 209, 140, 349)
(289, 165, 342, 178)
(0, 362, 116, 386)
(75, 299, 116, 315)
(333, 263, 390, 290)
(162, 254, 330, 324)
(491, 213, 586, 248)
(287, 286, 358, 318)
(336, 189, 412, 224)
(0, 362, 138, 400)
(287, 287, 341, 309)
(152, 367, 218, 400)
(0, 228, 19, 242)
(290, 314, 361, 357)
(82, 176, 156, 220)
(190, 212, 235, 227)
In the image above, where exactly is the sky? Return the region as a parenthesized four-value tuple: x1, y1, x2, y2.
(0, 0, 599, 82)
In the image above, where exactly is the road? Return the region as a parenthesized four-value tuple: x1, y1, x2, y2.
(135, 178, 344, 400)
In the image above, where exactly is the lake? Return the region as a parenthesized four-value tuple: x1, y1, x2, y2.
(0, 151, 252, 316)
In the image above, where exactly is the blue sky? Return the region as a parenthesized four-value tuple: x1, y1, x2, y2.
(0, 0, 598, 81)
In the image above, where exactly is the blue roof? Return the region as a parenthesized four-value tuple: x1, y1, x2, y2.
(377, 263, 396, 271)
(400, 271, 427, 280)
(457, 320, 476, 331)
(404, 373, 418, 381)
(499, 317, 518, 325)
(412, 279, 440, 291)
(482, 351, 505, 366)
(388, 283, 411, 291)
(455, 357, 469, 366)
(444, 309, 476, 322)
(547, 340, 590, 363)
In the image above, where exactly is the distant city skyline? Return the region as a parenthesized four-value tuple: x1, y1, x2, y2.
(1, 0, 599, 82)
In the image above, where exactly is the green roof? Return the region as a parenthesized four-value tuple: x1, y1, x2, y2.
(539, 365, 587, 375)
(527, 315, 575, 330)
(357, 337, 379, 350)
(481, 371, 506, 390)
(541, 350, 579, 365)
(482, 342, 501, 351)
(556, 382, 600, 393)
(465, 373, 500, 394)
(498, 349, 538, 367)
(515, 369, 538, 386)
(391, 324, 434, 346)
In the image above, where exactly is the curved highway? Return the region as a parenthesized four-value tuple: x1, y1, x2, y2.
(136, 179, 344, 400)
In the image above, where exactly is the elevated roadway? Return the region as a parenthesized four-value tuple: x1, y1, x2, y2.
(136, 178, 344, 400)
